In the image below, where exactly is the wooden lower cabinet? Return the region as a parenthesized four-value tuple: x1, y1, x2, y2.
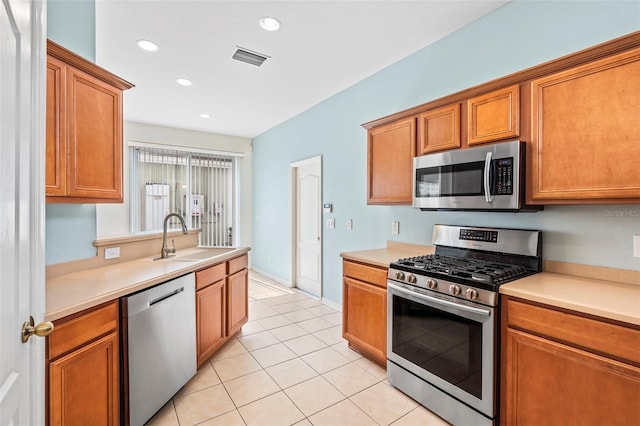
(227, 268, 248, 336)
(195, 254, 249, 367)
(47, 301, 119, 426)
(342, 260, 388, 365)
(196, 279, 226, 368)
(501, 296, 640, 425)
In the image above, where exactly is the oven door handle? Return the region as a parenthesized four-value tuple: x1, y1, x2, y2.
(388, 282, 491, 317)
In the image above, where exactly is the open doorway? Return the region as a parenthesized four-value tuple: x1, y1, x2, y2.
(290, 156, 322, 298)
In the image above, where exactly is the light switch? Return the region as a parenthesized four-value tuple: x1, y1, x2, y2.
(327, 218, 335, 229)
(347, 219, 353, 230)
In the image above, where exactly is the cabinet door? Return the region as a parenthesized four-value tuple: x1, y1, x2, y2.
(529, 48, 640, 203)
(467, 85, 519, 146)
(343, 276, 387, 365)
(502, 328, 640, 425)
(417, 103, 460, 154)
(227, 268, 248, 336)
(46, 56, 66, 196)
(49, 332, 119, 426)
(66, 67, 123, 202)
(367, 117, 416, 205)
(196, 279, 226, 368)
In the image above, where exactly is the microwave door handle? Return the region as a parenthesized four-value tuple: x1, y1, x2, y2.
(484, 152, 493, 203)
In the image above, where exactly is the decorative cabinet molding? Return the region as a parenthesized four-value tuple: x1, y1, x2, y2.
(529, 47, 640, 203)
(367, 117, 416, 205)
(46, 39, 133, 203)
(417, 103, 461, 154)
(467, 85, 519, 146)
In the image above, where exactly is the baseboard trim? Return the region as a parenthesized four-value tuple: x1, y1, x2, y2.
(250, 267, 292, 288)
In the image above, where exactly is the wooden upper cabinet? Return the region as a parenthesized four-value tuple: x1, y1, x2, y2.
(46, 39, 133, 203)
(417, 103, 460, 154)
(529, 47, 640, 204)
(367, 117, 416, 205)
(467, 85, 519, 145)
(46, 56, 66, 196)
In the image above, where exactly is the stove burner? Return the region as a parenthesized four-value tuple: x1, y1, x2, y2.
(395, 254, 531, 285)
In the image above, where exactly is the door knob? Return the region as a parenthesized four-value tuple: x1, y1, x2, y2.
(21, 316, 54, 343)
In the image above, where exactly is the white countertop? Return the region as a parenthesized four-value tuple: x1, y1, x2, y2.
(46, 246, 250, 322)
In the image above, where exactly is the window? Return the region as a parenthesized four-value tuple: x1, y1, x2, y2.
(130, 143, 240, 247)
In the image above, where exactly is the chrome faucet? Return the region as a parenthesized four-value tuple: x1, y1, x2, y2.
(160, 213, 189, 259)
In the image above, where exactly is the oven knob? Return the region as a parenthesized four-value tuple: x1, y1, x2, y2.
(395, 272, 405, 280)
(466, 288, 478, 300)
(449, 285, 461, 296)
(407, 274, 417, 284)
(426, 279, 437, 289)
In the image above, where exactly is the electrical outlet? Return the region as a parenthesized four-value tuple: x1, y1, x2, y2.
(634, 235, 640, 258)
(392, 221, 399, 235)
(347, 219, 353, 230)
(104, 247, 120, 260)
(327, 218, 335, 229)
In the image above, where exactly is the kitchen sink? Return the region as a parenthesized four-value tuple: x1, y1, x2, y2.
(177, 248, 235, 260)
(151, 248, 236, 262)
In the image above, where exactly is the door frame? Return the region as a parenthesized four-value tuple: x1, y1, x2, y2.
(0, 0, 46, 423)
(290, 155, 322, 297)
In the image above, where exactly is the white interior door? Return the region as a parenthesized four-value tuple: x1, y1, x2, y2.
(0, 0, 46, 424)
(292, 157, 322, 297)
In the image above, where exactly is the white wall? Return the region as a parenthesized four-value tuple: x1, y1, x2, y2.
(96, 121, 253, 249)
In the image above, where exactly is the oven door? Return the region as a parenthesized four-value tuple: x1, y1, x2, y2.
(387, 281, 497, 418)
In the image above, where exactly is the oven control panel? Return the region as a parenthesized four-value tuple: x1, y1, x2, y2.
(459, 228, 498, 243)
(388, 268, 498, 307)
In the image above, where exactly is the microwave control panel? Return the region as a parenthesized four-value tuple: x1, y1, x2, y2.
(495, 158, 513, 195)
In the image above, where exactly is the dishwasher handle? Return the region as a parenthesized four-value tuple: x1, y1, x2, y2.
(149, 287, 184, 307)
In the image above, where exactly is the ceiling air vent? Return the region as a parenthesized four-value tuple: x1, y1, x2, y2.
(232, 47, 269, 66)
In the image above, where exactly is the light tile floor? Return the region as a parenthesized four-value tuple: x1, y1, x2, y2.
(146, 273, 450, 426)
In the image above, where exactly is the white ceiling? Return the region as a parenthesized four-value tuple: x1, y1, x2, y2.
(96, 0, 508, 139)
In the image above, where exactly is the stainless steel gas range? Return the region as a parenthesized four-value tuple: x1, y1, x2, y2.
(386, 224, 542, 426)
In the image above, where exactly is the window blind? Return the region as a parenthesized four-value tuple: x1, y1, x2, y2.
(131, 146, 235, 247)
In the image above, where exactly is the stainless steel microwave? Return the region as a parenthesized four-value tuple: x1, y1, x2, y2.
(413, 140, 541, 212)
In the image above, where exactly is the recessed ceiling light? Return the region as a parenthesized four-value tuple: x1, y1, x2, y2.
(136, 39, 158, 52)
(259, 16, 281, 31)
(176, 78, 192, 86)
(199, 113, 211, 119)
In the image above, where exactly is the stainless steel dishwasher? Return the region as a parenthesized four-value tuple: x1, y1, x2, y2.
(123, 273, 196, 426)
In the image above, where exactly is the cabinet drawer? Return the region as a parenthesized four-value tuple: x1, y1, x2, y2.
(48, 301, 118, 360)
(343, 260, 387, 288)
(505, 297, 640, 365)
(228, 254, 248, 275)
(196, 262, 226, 291)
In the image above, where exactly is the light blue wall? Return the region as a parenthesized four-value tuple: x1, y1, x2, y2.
(46, 0, 97, 265)
(251, 1, 640, 305)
